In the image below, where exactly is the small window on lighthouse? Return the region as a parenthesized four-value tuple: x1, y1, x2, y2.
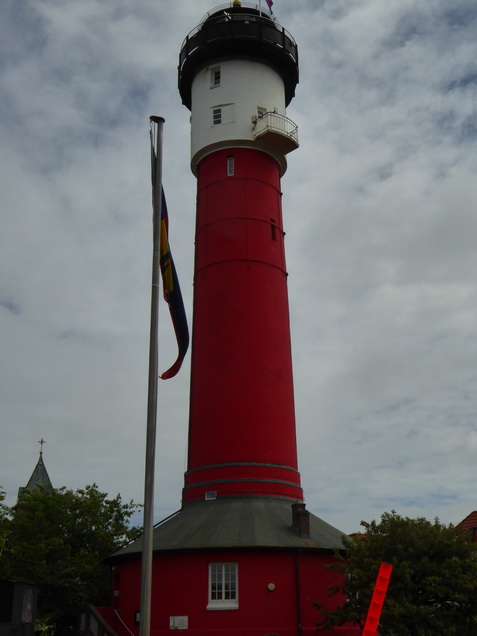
(227, 156, 235, 176)
(213, 104, 235, 126)
(270, 218, 277, 241)
(207, 563, 238, 610)
(211, 66, 221, 87)
(212, 108, 222, 125)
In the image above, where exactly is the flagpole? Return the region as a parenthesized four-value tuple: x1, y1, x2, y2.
(140, 115, 165, 636)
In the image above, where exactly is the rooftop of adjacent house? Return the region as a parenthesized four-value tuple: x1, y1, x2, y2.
(457, 510, 477, 532)
(111, 497, 350, 560)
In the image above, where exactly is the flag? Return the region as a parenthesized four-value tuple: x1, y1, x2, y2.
(158, 190, 190, 379)
(362, 563, 393, 636)
(266, 0, 273, 12)
(150, 134, 189, 380)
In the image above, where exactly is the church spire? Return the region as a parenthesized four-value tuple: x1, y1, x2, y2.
(17, 440, 53, 502)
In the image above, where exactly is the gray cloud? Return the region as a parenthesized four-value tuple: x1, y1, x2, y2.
(1, 0, 476, 534)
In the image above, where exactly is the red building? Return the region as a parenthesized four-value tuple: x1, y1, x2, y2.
(97, 3, 360, 635)
(457, 511, 477, 543)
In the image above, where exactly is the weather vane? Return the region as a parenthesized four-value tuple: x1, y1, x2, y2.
(38, 438, 46, 454)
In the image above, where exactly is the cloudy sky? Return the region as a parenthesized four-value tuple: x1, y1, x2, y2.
(1, 0, 477, 534)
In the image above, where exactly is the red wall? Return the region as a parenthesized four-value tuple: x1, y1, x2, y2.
(107, 549, 360, 636)
(185, 148, 302, 503)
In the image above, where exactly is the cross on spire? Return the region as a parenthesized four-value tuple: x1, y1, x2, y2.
(38, 438, 46, 455)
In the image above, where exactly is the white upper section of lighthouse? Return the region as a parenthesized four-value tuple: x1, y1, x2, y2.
(190, 58, 291, 173)
(178, 3, 299, 175)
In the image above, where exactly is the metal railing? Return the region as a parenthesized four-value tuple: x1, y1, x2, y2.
(253, 112, 299, 146)
(199, 2, 275, 23)
(179, 6, 298, 71)
(178, 2, 299, 108)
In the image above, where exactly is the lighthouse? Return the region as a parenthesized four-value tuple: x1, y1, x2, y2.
(181, 1, 301, 504)
(99, 4, 359, 635)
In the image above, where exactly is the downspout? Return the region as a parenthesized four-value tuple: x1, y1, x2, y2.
(292, 502, 310, 635)
(295, 549, 302, 636)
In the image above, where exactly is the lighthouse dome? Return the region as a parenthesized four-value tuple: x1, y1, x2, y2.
(178, 2, 299, 109)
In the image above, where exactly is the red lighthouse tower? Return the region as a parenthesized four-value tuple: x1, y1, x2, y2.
(181, 2, 301, 505)
(100, 4, 359, 636)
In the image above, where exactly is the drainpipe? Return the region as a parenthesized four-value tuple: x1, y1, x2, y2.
(295, 550, 302, 636)
(292, 502, 310, 635)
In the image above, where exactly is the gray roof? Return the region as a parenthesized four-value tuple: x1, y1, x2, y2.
(112, 497, 349, 560)
(17, 454, 53, 501)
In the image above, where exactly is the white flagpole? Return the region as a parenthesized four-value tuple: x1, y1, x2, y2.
(259, 0, 262, 17)
(139, 115, 164, 636)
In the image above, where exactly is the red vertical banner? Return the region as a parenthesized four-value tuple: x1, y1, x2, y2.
(362, 562, 393, 636)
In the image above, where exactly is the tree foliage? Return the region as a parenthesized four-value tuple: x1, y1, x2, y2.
(0, 488, 8, 557)
(0, 484, 141, 632)
(316, 511, 477, 636)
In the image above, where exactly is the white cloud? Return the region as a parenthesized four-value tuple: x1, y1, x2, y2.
(1, 0, 477, 535)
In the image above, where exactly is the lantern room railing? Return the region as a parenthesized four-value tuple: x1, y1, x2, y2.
(179, 9, 298, 72)
(199, 2, 275, 23)
(178, 3, 299, 108)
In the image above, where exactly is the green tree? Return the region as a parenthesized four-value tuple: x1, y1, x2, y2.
(0, 484, 141, 633)
(0, 488, 9, 558)
(316, 511, 477, 636)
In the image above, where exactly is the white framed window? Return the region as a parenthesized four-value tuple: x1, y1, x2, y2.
(212, 104, 235, 126)
(227, 156, 234, 176)
(212, 108, 222, 125)
(207, 562, 238, 610)
(210, 66, 221, 88)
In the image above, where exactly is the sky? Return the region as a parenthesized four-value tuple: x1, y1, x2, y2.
(1, 0, 477, 535)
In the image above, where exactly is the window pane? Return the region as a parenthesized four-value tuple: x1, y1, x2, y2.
(224, 564, 236, 600)
(213, 108, 222, 125)
(211, 67, 221, 87)
(209, 563, 237, 604)
(211, 564, 222, 600)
